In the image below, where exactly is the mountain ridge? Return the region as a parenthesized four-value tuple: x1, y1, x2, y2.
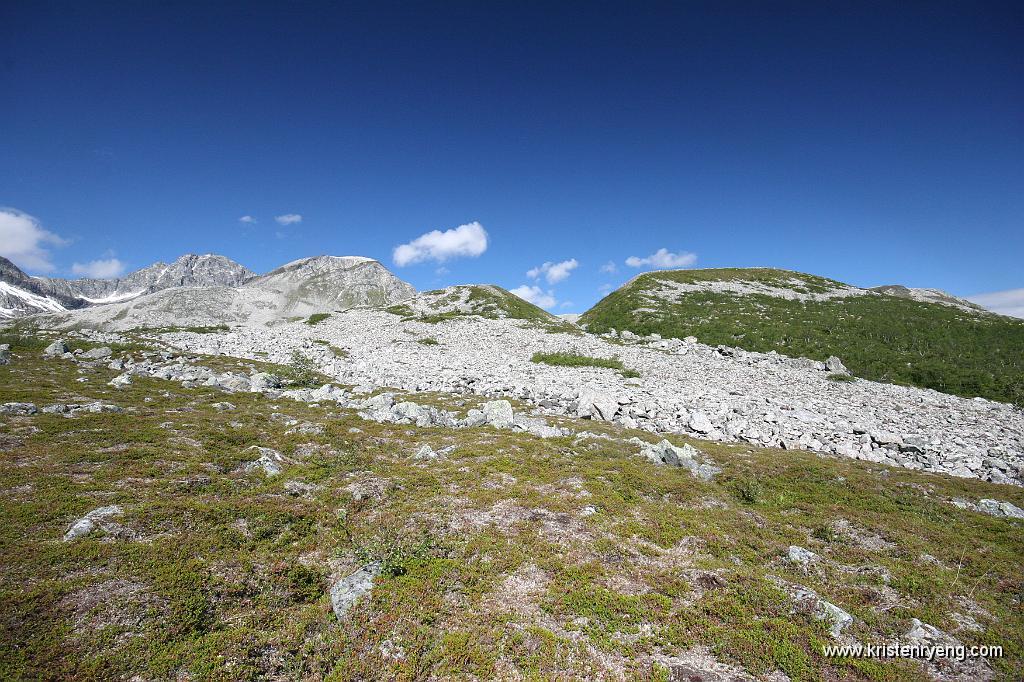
(21, 254, 416, 330)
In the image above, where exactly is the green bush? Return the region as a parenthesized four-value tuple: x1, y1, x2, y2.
(305, 313, 330, 326)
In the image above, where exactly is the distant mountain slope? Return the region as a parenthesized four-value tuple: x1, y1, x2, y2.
(386, 284, 573, 331)
(31, 256, 415, 330)
(580, 268, 1024, 404)
(0, 257, 87, 318)
(869, 284, 988, 313)
(250, 256, 414, 309)
(0, 253, 255, 318)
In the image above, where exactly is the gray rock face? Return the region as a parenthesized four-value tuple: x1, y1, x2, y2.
(0, 343, 11, 365)
(0, 256, 87, 318)
(63, 505, 124, 541)
(42, 402, 124, 416)
(0, 402, 37, 415)
(331, 562, 382, 619)
(688, 410, 713, 434)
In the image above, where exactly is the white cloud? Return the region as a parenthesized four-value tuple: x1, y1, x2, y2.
(598, 283, 614, 294)
(625, 248, 697, 269)
(599, 260, 617, 274)
(0, 208, 69, 273)
(393, 221, 488, 267)
(71, 257, 126, 279)
(275, 213, 303, 225)
(527, 258, 578, 284)
(967, 288, 1024, 319)
(510, 284, 556, 309)
(239, 215, 256, 224)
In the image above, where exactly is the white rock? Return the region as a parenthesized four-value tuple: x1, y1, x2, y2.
(63, 505, 123, 541)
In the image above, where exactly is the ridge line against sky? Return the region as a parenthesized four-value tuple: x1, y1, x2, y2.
(1, 2, 1021, 314)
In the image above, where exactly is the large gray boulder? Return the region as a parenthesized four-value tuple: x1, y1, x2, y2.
(688, 410, 714, 434)
(42, 339, 69, 358)
(978, 499, 1024, 520)
(0, 343, 10, 365)
(576, 389, 618, 421)
(825, 356, 849, 374)
(482, 400, 514, 429)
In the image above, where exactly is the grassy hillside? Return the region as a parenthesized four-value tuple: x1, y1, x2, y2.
(2, 332, 1023, 679)
(580, 269, 1024, 405)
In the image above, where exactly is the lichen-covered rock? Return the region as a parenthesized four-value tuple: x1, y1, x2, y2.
(330, 562, 382, 619)
(63, 505, 124, 542)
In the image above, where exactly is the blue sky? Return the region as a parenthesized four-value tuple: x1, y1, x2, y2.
(1, 1, 1022, 314)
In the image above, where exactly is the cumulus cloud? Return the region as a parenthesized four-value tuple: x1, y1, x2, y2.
(275, 213, 303, 225)
(967, 288, 1024, 319)
(598, 283, 615, 294)
(71, 257, 126, 279)
(510, 284, 556, 309)
(0, 208, 69, 272)
(527, 258, 578, 284)
(393, 221, 488, 267)
(599, 260, 617, 274)
(239, 215, 256, 224)
(625, 248, 697, 269)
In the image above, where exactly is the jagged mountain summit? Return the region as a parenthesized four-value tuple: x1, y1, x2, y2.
(0, 254, 254, 318)
(38, 253, 256, 303)
(580, 267, 1024, 405)
(30, 255, 416, 330)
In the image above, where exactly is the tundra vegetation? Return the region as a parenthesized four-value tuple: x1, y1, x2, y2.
(1, 331, 1023, 680)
